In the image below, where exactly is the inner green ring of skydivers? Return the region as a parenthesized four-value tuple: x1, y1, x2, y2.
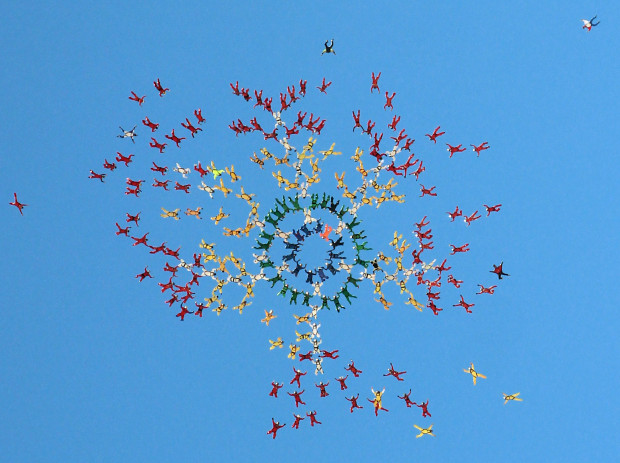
(254, 193, 370, 311)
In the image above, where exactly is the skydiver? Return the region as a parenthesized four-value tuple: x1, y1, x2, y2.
(131, 233, 149, 247)
(464, 362, 487, 385)
(416, 400, 431, 417)
(384, 363, 406, 381)
(313, 357, 324, 375)
(321, 39, 336, 55)
(88, 170, 106, 182)
(425, 126, 445, 143)
(306, 410, 322, 426)
(450, 243, 470, 255)
(446, 143, 466, 158)
(291, 414, 305, 429)
(484, 203, 502, 216)
(269, 337, 283, 349)
(447, 206, 462, 221)
(453, 295, 475, 314)
(9, 193, 28, 216)
(174, 182, 190, 194)
(368, 387, 388, 416)
(152, 179, 169, 190)
(185, 207, 202, 219)
(124, 185, 140, 197)
(260, 309, 275, 326)
(126, 212, 140, 226)
(477, 284, 497, 295)
(194, 108, 205, 124)
(412, 161, 425, 180)
(288, 389, 306, 408)
(176, 305, 193, 321)
(388, 115, 401, 130)
(153, 78, 169, 96)
(346, 394, 363, 412)
(370, 71, 381, 93)
(128, 91, 145, 105)
(490, 262, 510, 279)
(149, 137, 167, 153)
(581, 16, 600, 31)
(165, 129, 185, 148)
(117, 126, 137, 143)
(316, 381, 330, 397)
(398, 389, 415, 408)
(299, 79, 307, 96)
(267, 418, 285, 439)
(435, 259, 451, 273)
(142, 116, 159, 132)
(173, 163, 191, 178)
(413, 424, 435, 438)
(335, 375, 348, 390)
(114, 222, 130, 236)
(464, 210, 481, 226)
(384, 92, 396, 110)
(290, 367, 307, 388)
(135, 267, 152, 282)
(148, 242, 167, 254)
(151, 161, 168, 175)
(428, 301, 443, 316)
(420, 185, 437, 197)
(181, 118, 202, 137)
(471, 141, 490, 156)
(317, 268, 329, 282)
(317, 77, 332, 93)
(210, 207, 229, 224)
(503, 392, 523, 404)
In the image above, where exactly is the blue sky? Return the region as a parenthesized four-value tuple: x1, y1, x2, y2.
(1, 1, 619, 461)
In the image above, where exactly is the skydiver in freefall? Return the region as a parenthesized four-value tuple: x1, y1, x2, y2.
(322, 39, 336, 55)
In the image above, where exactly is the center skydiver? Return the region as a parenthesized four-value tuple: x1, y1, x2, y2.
(316, 381, 330, 397)
(117, 126, 137, 143)
(368, 388, 388, 416)
(290, 367, 307, 388)
(581, 15, 600, 31)
(321, 39, 336, 55)
(346, 394, 363, 413)
(413, 424, 435, 438)
(335, 375, 348, 390)
(288, 390, 306, 408)
(398, 389, 415, 408)
(490, 262, 510, 279)
(345, 360, 363, 377)
(464, 363, 487, 385)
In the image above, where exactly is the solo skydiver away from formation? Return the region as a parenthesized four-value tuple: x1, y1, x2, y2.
(322, 39, 336, 55)
(581, 16, 600, 31)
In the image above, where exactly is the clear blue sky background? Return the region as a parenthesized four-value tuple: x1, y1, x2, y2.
(1, 1, 619, 461)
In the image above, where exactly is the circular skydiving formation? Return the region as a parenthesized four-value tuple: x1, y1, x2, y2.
(88, 72, 514, 437)
(255, 193, 369, 313)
